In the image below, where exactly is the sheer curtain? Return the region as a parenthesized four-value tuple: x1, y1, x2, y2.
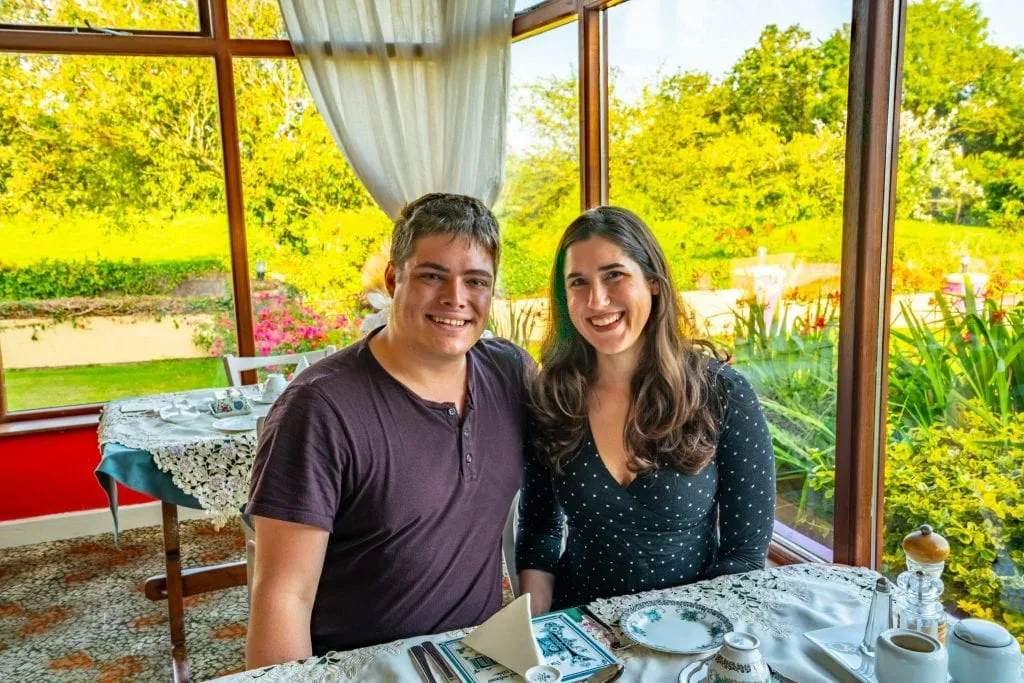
(277, 0, 515, 219)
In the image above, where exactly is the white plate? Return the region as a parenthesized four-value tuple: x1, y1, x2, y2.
(212, 416, 259, 433)
(620, 600, 732, 654)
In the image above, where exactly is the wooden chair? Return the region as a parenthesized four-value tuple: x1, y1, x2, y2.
(221, 346, 336, 387)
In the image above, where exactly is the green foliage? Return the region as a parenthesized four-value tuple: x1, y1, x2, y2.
(889, 288, 1024, 430)
(0, 258, 225, 300)
(487, 299, 544, 353)
(883, 407, 1024, 643)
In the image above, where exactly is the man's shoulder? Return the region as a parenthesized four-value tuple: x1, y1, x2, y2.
(471, 336, 532, 376)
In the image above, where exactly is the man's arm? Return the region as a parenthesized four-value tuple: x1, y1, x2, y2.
(245, 516, 330, 669)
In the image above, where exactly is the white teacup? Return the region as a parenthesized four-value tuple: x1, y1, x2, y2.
(708, 632, 770, 683)
(261, 373, 288, 401)
(947, 618, 1022, 683)
(875, 629, 946, 683)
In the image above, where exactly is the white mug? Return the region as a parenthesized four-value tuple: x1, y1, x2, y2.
(875, 629, 946, 683)
(261, 373, 288, 401)
(947, 618, 1022, 683)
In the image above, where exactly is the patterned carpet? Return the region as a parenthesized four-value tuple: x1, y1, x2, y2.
(0, 519, 249, 682)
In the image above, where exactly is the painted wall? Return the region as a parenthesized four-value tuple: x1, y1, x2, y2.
(0, 426, 154, 522)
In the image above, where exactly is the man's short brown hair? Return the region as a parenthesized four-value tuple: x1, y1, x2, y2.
(390, 193, 501, 276)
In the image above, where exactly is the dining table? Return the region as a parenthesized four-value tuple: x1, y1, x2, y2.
(205, 562, 889, 683)
(95, 385, 274, 683)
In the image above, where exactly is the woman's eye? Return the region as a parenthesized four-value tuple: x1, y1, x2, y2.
(568, 278, 586, 288)
(605, 271, 624, 281)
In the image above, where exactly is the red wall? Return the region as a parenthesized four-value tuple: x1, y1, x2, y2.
(0, 426, 154, 522)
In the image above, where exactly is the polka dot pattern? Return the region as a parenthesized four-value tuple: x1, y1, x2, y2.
(515, 361, 776, 609)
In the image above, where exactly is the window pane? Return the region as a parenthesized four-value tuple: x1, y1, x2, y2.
(1, 0, 199, 32)
(0, 55, 232, 411)
(607, 0, 854, 556)
(233, 59, 384, 367)
(885, 0, 1024, 644)
(229, 0, 286, 39)
(494, 19, 579, 349)
(515, 0, 550, 12)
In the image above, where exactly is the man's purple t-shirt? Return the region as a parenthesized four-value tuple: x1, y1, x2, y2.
(245, 331, 529, 653)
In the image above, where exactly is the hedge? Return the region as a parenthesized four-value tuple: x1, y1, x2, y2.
(0, 258, 227, 300)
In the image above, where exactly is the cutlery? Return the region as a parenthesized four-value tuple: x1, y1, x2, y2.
(409, 644, 438, 683)
(580, 605, 630, 650)
(421, 641, 459, 682)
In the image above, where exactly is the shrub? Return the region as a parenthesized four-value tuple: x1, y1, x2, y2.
(192, 290, 362, 357)
(882, 405, 1024, 645)
(0, 258, 225, 300)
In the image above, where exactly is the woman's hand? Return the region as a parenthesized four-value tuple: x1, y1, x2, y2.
(518, 569, 556, 615)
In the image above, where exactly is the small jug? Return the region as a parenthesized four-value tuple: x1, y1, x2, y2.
(875, 628, 946, 683)
(261, 373, 288, 402)
(708, 632, 771, 683)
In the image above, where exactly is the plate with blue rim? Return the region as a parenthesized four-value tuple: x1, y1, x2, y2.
(619, 600, 732, 654)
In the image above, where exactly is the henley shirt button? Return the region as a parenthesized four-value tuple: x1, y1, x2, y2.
(447, 407, 457, 416)
(463, 430, 470, 438)
(466, 454, 473, 462)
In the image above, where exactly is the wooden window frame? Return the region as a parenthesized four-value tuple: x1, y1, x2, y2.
(0, 0, 906, 573)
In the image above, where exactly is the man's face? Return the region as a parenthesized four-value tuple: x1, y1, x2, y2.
(385, 234, 495, 361)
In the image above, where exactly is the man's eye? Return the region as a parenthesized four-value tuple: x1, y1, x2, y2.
(422, 273, 442, 281)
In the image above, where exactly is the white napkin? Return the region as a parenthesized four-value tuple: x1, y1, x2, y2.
(462, 594, 544, 678)
(292, 355, 311, 377)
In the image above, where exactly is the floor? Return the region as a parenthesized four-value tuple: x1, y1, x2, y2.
(0, 519, 249, 682)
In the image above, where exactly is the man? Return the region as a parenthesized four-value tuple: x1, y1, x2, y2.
(244, 193, 530, 668)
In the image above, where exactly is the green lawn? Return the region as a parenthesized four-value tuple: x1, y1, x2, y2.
(4, 357, 227, 411)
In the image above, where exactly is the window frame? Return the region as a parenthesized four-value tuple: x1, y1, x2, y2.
(0, 0, 905, 571)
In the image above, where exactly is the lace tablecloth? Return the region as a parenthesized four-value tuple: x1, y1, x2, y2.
(98, 387, 272, 520)
(206, 563, 883, 683)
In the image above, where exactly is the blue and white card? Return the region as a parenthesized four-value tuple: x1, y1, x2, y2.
(438, 612, 618, 683)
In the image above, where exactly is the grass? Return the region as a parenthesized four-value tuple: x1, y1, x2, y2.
(4, 357, 227, 411)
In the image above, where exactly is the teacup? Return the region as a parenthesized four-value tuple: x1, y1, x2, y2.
(947, 618, 1022, 683)
(260, 373, 288, 402)
(524, 665, 562, 682)
(875, 629, 946, 683)
(708, 631, 770, 683)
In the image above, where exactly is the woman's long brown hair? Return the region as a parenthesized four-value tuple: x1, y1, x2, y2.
(530, 206, 722, 476)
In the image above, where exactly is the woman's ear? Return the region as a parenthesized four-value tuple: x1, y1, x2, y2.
(650, 278, 661, 296)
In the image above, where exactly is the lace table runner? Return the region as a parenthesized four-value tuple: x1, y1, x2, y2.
(206, 563, 882, 683)
(98, 387, 270, 518)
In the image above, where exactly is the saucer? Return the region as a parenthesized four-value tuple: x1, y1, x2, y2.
(678, 658, 791, 683)
(251, 395, 281, 405)
(212, 416, 258, 432)
(620, 600, 732, 654)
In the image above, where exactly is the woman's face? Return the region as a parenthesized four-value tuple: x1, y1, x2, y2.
(563, 235, 660, 361)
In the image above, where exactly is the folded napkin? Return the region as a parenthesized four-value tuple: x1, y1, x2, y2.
(292, 355, 311, 377)
(463, 594, 544, 678)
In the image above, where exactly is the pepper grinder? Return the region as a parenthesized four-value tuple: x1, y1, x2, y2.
(894, 524, 950, 642)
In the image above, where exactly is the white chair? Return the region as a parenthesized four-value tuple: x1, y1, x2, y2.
(240, 415, 266, 603)
(222, 346, 336, 387)
(502, 491, 521, 597)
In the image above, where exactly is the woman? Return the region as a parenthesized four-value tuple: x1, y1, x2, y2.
(516, 206, 775, 614)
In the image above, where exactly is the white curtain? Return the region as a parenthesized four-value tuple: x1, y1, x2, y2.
(277, 0, 515, 219)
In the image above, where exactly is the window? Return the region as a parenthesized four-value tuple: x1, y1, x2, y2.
(231, 59, 386, 368)
(492, 20, 580, 348)
(606, 0, 853, 557)
(1, 0, 200, 33)
(884, 0, 1024, 643)
(229, 0, 286, 39)
(0, 54, 232, 411)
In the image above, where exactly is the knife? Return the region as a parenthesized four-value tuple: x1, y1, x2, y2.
(421, 641, 459, 682)
(409, 644, 438, 683)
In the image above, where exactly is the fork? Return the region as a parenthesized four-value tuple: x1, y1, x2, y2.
(580, 605, 631, 650)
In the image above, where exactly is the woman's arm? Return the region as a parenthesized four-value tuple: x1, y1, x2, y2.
(705, 367, 776, 578)
(515, 441, 566, 615)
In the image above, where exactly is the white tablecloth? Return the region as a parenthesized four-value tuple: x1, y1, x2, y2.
(207, 563, 884, 683)
(98, 386, 272, 517)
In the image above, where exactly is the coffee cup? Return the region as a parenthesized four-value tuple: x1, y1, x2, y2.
(708, 631, 770, 683)
(875, 628, 946, 683)
(261, 373, 288, 401)
(947, 618, 1021, 683)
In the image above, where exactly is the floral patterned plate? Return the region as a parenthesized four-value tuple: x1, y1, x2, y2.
(619, 600, 733, 654)
(678, 658, 792, 683)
